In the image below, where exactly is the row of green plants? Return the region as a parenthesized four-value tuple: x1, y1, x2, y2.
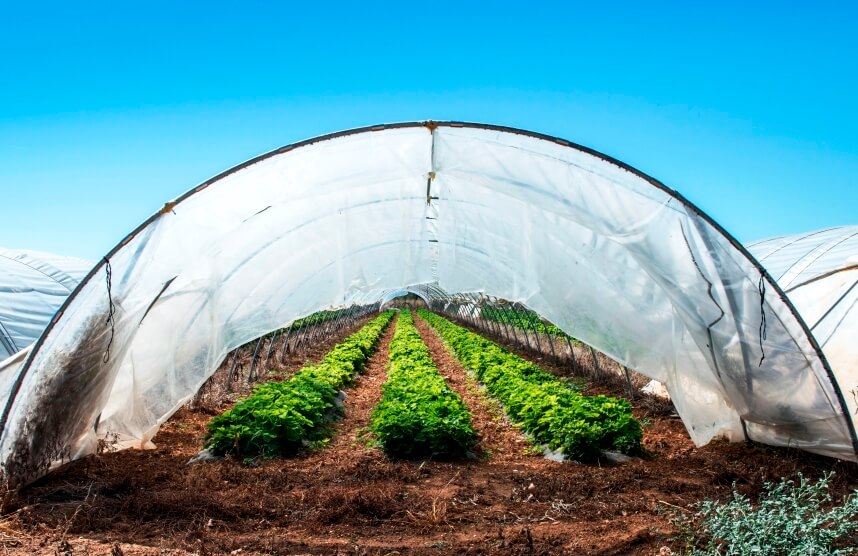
(205, 311, 395, 457)
(479, 306, 568, 337)
(370, 310, 477, 459)
(418, 309, 641, 461)
(279, 307, 351, 332)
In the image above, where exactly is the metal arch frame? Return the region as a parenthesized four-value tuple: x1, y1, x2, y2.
(3, 120, 856, 458)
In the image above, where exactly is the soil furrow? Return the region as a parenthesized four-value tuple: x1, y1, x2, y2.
(413, 312, 535, 463)
(305, 312, 398, 460)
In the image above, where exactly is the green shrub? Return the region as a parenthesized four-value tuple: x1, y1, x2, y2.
(418, 309, 641, 461)
(205, 310, 394, 457)
(371, 310, 477, 459)
(674, 472, 858, 555)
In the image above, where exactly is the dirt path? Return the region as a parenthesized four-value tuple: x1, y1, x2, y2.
(305, 312, 398, 459)
(413, 312, 536, 463)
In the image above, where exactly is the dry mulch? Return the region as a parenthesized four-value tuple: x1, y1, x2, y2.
(2, 311, 856, 555)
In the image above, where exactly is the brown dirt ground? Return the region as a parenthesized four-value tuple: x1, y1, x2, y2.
(2, 311, 857, 555)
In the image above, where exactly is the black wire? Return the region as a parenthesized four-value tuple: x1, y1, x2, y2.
(103, 258, 116, 363)
(758, 273, 767, 367)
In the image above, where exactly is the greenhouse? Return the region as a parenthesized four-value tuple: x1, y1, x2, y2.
(747, 226, 858, 434)
(1, 121, 856, 488)
(0, 248, 91, 360)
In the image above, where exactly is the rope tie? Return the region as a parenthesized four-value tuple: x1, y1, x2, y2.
(758, 273, 767, 366)
(103, 258, 116, 363)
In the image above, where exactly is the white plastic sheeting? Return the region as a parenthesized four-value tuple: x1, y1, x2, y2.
(748, 226, 858, 438)
(0, 249, 92, 360)
(1, 122, 855, 486)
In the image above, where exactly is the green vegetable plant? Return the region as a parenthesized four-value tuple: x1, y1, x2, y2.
(205, 311, 394, 457)
(418, 309, 641, 461)
(480, 306, 572, 339)
(371, 310, 477, 459)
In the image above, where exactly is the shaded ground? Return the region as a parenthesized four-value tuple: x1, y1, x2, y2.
(3, 312, 857, 555)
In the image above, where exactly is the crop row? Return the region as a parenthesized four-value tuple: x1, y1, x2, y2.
(417, 309, 641, 461)
(205, 310, 395, 457)
(371, 310, 477, 459)
(479, 306, 569, 338)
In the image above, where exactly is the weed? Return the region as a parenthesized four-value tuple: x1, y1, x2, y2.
(672, 472, 858, 555)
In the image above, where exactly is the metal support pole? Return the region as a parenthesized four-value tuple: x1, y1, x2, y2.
(564, 334, 578, 373)
(521, 307, 544, 355)
(509, 305, 535, 351)
(225, 348, 242, 391)
(278, 323, 295, 363)
(493, 304, 514, 342)
(290, 315, 309, 353)
(261, 330, 280, 371)
(296, 311, 322, 350)
(623, 365, 635, 399)
(483, 302, 503, 340)
(588, 345, 602, 379)
(247, 336, 266, 383)
(542, 321, 558, 361)
(496, 305, 521, 347)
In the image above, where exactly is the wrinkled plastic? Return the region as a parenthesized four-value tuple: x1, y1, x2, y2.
(0, 249, 91, 360)
(1, 123, 854, 486)
(748, 226, 858, 443)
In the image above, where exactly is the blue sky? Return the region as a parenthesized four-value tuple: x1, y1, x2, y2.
(1, 1, 856, 260)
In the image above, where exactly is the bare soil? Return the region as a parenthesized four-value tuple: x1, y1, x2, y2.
(3, 312, 856, 555)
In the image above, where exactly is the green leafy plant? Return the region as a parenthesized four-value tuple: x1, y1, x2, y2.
(480, 306, 575, 339)
(418, 309, 641, 461)
(371, 310, 477, 459)
(673, 472, 858, 555)
(205, 311, 394, 457)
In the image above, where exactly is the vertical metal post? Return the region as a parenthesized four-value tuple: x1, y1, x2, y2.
(542, 321, 558, 361)
(296, 311, 321, 350)
(483, 303, 503, 340)
(225, 348, 242, 391)
(496, 305, 521, 347)
(278, 323, 295, 363)
(290, 315, 309, 353)
(261, 330, 280, 371)
(509, 305, 535, 351)
(522, 308, 544, 355)
(494, 304, 514, 342)
(247, 336, 266, 383)
(623, 365, 635, 399)
(564, 334, 578, 372)
(588, 345, 602, 379)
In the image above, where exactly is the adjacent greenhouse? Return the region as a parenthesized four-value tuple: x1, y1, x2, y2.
(0, 249, 91, 360)
(1, 121, 856, 486)
(748, 226, 858, 433)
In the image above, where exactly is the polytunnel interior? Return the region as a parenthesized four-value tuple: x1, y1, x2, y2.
(2, 121, 856, 486)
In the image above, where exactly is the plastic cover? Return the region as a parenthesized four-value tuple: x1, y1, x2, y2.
(748, 226, 858, 436)
(0, 249, 92, 360)
(1, 123, 855, 485)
